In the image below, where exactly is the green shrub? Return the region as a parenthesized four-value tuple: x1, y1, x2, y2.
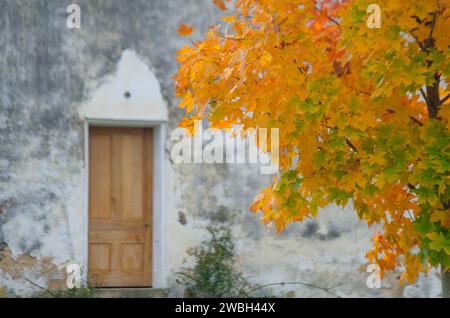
(176, 226, 253, 298)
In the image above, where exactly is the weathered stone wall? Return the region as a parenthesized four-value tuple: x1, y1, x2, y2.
(0, 0, 441, 297)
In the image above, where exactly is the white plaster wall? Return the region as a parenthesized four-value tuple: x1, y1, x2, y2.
(0, 142, 84, 295)
(80, 49, 168, 122)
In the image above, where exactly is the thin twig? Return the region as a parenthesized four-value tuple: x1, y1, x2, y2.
(217, 32, 246, 41)
(410, 31, 425, 51)
(408, 116, 424, 126)
(385, 108, 424, 126)
(190, 39, 199, 48)
(346, 138, 359, 153)
(420, 88, 429, 105)
(407, 210, 415, 221)
(314, 6, 341, 26)
(426, 11, 439, 49)
(25, 278, 58, 297)
(247, 281, 342, 297)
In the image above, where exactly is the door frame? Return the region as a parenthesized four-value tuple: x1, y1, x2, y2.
(83, 118, 167, 288)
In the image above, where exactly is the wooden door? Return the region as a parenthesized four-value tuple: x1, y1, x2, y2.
(88, 127, 152, 287)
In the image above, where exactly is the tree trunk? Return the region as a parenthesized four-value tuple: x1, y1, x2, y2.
(442, 264, 450, 298)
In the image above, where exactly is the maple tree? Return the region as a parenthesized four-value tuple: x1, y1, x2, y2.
(174, 0, 450, 295)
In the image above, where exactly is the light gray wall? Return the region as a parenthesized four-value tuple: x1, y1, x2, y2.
(0, 0, 441, 297)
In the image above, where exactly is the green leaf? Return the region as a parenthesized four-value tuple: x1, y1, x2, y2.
(414, 216, 433, 235)
(429, 233, 450, 254)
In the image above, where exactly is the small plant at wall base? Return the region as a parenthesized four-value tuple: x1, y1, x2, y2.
(47, 286, 95, 298)
(33, 284, 95, 298)
(176, 226, 253, 298)
(174, 0, 450, 296)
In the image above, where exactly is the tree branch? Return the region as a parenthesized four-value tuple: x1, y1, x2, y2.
(420, 88, 429, 105)
(411, 10, 439, 53)
(426, 73, 441, 118)
(410, 31, 425, 51)
(425, 11, 439, 49)
(440, 93, 450, 105)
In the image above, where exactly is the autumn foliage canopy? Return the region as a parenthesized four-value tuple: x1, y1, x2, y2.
(174, 0, 450, 283)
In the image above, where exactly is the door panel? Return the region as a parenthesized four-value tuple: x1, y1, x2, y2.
(89, 131, 112, 220)
(88, 127, 152, 287)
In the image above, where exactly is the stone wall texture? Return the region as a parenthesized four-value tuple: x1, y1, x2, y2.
(0, 0, 441, 297)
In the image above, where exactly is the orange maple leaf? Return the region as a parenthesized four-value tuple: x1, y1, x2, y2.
(177, 23, 193, 36)
(213, 0, 227, 11)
